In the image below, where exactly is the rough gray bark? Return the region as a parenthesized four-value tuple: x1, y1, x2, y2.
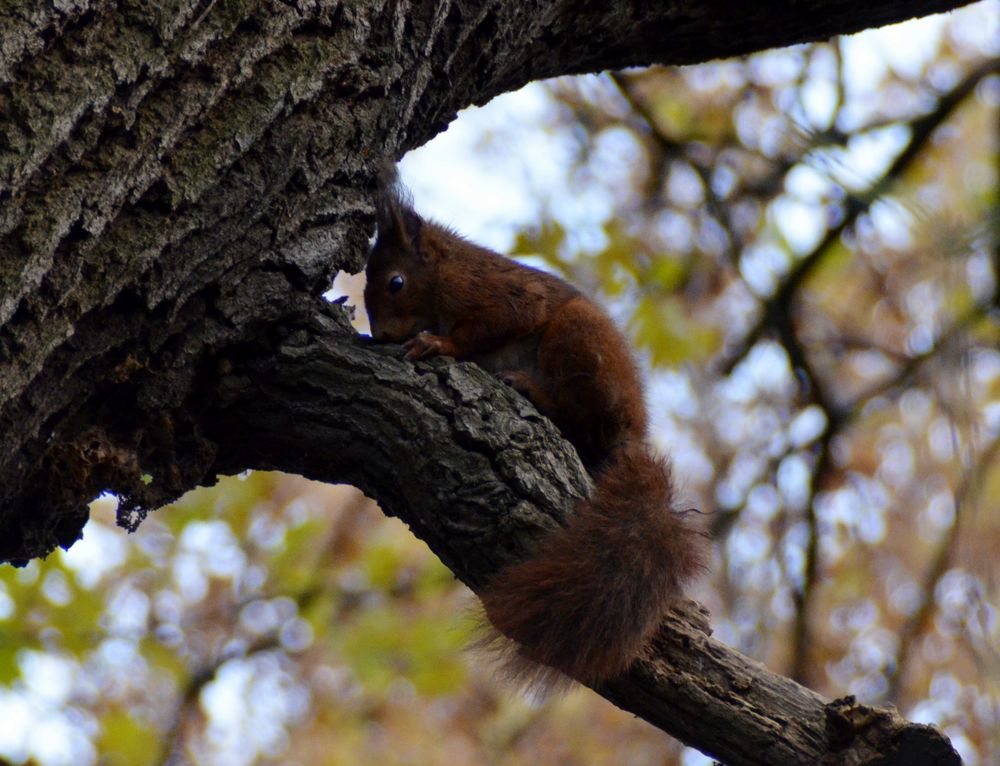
(0, 0, 975, 763)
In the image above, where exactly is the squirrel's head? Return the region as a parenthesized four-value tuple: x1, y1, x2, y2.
(364, 170, 438, 343)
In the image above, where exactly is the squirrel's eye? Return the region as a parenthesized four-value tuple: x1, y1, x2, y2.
(388, 274, 405, 294)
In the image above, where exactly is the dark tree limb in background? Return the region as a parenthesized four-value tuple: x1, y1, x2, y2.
(0, 1, 979, 763)
(886, 434, 1000, 704)
(709, 58, 999, 688)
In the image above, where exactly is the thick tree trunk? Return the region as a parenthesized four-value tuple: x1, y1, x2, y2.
(0, 1, 974, 763)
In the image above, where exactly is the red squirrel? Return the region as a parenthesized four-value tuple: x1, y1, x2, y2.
(364, 168, 706, 685)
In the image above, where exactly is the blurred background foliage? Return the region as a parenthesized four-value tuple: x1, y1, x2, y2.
(2, 4, 998, 765)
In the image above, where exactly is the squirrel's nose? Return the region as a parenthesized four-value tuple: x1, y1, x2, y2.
(365, 312, 383, 341)
(369, 322, 387, 342)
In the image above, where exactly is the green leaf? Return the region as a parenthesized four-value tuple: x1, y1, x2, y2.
(96, 709, 159, 766)
(0, 641, 20, 685)
(631, 295, 721, 366)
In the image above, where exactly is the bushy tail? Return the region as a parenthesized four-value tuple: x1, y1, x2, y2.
(479, 441, 706, 686)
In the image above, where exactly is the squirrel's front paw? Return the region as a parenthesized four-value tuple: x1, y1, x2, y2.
(497, 370, 535, 397)
(498, 370, 526, 387)
(403, 332, 453, 360)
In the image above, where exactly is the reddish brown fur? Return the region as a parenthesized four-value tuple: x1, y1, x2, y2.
(365, 168, 707, 685)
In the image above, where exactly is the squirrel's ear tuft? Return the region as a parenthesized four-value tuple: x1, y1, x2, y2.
(376, 162, 422, 254)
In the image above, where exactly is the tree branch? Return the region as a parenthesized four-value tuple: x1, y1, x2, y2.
(716, 57, 1000, 375)
(192, 305, 959, 766)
